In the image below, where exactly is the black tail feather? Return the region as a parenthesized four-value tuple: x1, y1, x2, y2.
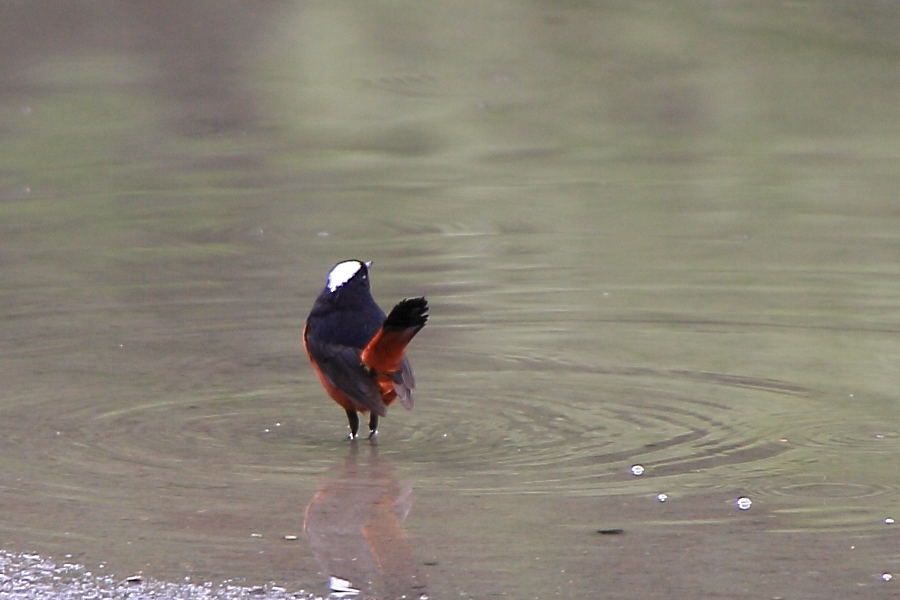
(383, 297, 428, 331)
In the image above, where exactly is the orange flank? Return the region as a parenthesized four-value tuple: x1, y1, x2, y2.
(303, 323, 372, 414)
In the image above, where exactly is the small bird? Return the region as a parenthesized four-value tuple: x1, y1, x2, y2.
(303, 260, 428, 439)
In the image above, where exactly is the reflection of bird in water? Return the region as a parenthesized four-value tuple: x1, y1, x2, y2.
(303, 441, 427, 599)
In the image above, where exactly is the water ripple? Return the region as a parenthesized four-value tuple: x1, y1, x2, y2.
(392, 357, 807, 494)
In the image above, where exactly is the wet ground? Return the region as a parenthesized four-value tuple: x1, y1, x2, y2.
(2, 1, 900, 598)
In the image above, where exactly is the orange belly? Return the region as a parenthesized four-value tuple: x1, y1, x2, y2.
(306, 352, 367, 413)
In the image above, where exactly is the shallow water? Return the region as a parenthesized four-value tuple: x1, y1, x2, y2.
(2, 2, 900, 598)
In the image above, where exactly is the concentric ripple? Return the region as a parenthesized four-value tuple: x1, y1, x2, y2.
(798, 420, 900, 453)
(50, 384, 346, 485)
(388, 354, 812, 494)
(755, 479, 895, 500)
(32, 353, 813, 498)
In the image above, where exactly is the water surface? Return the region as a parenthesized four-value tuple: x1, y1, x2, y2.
(1, 2, 900, 598)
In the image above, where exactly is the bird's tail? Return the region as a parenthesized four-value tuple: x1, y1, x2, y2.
(360, 297, 428, 375)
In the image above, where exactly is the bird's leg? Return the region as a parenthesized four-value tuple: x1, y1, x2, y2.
(368, 413, 379, 438)
(345, 409, 360, 440)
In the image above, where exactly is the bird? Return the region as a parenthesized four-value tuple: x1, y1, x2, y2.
(303, 260, 428, 439)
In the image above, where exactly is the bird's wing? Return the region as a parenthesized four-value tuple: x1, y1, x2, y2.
(305, 334, 388, 416)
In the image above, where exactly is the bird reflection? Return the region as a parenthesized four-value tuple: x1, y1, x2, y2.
(304, 441, 426, 599)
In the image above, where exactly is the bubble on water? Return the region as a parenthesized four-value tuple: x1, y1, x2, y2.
(630, 465, 644, 476)
(735, 497, 752, 510)
(657, 493, 668, 502)
(882, 573, 892, 581)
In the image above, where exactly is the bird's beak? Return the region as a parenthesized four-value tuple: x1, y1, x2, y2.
(365, 260, 372, 269)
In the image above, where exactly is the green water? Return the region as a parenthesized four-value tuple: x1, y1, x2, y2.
(1, 2, 899, 598)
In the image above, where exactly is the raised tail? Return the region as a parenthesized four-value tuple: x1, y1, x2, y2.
(360, 297, 428, 375)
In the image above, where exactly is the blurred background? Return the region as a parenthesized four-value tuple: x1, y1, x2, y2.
(2, 1, 900, 598)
